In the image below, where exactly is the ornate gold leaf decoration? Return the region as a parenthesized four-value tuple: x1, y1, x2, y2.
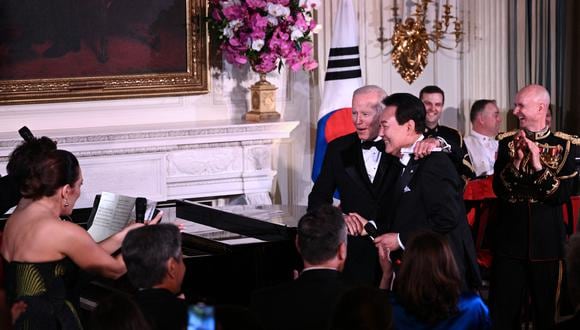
(391, 18, 430, 84)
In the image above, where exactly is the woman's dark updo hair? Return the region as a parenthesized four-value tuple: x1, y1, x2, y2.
(8, 138, 80, 200)
(7, 136, 57, 179)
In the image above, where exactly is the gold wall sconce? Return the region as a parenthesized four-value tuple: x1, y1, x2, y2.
(377, 0, 464, 84)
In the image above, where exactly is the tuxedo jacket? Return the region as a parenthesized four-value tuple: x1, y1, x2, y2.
(308, 133, 395, 285)
(424, 125, 476, 181)
(379, 152, 481, 290)
(250, 269, 349, 330)
(134, 288, 188, 330)
(308, 132, 393, 221)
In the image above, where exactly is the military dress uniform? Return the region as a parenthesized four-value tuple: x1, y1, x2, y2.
(424, 125, 476, 182)
(490, 127, 579, 329)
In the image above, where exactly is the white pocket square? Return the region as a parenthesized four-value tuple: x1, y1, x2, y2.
(403, 186, 411, 193)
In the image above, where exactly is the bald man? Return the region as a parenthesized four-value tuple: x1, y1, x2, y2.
(490, 84, 579, 329)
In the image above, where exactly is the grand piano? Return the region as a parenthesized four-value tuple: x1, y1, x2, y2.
(78, 200, 305, 315)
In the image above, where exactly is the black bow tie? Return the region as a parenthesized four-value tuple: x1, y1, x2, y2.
(361, 140, 385, 150)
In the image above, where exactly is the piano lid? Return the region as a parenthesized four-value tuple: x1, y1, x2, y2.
(175, 201, 305, 242)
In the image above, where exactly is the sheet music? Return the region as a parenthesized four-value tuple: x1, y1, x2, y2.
(87, 192, 136, 242)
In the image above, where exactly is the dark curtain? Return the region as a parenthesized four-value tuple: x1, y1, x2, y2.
(563, 1, 580, 134)
(507, 0, 578, 134)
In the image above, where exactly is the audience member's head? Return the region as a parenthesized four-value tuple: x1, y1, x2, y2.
(395, 230, 461, 325)
(122, 224, 185, 294)
(567, 233, 580, 309)
(89, 293, 151, 330)
(469, 99, 501, 137)
(329, 286, 393, 330)
(379, 93, 426, 156)
(513, 84, 550, 132)
(419, 85, 445, 129)
(296, 205, 347, 271)
(351, 85, 388, 141)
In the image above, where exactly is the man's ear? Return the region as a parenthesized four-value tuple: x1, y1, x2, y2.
(338, 242, 347, 261)
(167, 258, 177, 279)
(407, 120, 416, 134)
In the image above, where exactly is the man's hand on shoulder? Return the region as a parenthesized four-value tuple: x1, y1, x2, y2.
(413, 137, 440, 159)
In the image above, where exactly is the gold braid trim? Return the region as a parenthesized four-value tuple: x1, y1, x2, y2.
(496, 130, 518, 141)
(557, 140, 571, 174)
(559, 170, 579, 180)
(463, 156, 475, 173)
(554, 131, 580, 145)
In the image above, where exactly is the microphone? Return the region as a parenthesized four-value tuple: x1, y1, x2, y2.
(364, 222, 378, 241)
(135, 197, 147, 223)
(18, 126, 35, 142)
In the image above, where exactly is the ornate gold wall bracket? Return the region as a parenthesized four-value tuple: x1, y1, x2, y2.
(377, 0, 463, 84)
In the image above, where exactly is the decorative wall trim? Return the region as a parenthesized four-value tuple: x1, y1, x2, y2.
(0, 121, 298, 208)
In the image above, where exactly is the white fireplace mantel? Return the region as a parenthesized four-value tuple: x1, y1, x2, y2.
(0, 120, 299, 208)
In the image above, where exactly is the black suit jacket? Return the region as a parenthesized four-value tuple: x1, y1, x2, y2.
(424, 125, 476, 181)
(134, 288, 188, 330)
(379, 152, 481, 290)
(250, 269, 349, 330)
(308, 133, 393, 219)
(308, 133, 395, 285)
(0, 175, 20, 215)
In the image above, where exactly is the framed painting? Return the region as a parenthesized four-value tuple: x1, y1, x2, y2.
(0, 0, 208, 104)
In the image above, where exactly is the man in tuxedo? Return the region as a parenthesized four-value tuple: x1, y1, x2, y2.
(308, 85, 390, 285)
(122, 224, 188, 330)
(369, 93, 481, 291)
(250, 205, 350, 330)
(420, 85, 475, 182)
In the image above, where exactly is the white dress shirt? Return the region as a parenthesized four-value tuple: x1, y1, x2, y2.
(464, 130, 498, 176)
(362, 137, 383, 183)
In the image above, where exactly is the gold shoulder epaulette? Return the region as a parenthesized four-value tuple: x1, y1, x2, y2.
(496, 130, 518, 141)
(554, 131, 580, 145)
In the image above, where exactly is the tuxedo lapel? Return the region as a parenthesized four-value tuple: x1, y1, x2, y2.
(391, 158, 420, 208)
(399, 158, 419, 192)
(342, 142, 374, 195)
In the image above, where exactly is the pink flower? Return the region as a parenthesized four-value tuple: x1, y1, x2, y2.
(209, 0, 318, 73)
(254, 52, 278, 73)
(211, 8, 222, 21)
(249, 13, 268, 39)
(303, 59, 318, 71)
(223, 4, 246, 21)
(293, 12, 309, 32)
(246, 0, 267, 9)
(270, 0, 290, 6)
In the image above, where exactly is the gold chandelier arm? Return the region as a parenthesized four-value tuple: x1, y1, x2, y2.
(381, 0, 463, 84)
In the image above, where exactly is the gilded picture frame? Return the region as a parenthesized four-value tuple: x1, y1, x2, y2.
(0, 0, 208, 104)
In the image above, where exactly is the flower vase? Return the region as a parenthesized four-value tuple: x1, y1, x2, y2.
(244, 73, 280, 122)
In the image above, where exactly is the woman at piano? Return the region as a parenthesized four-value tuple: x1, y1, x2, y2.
(0, 137, 160, 330)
